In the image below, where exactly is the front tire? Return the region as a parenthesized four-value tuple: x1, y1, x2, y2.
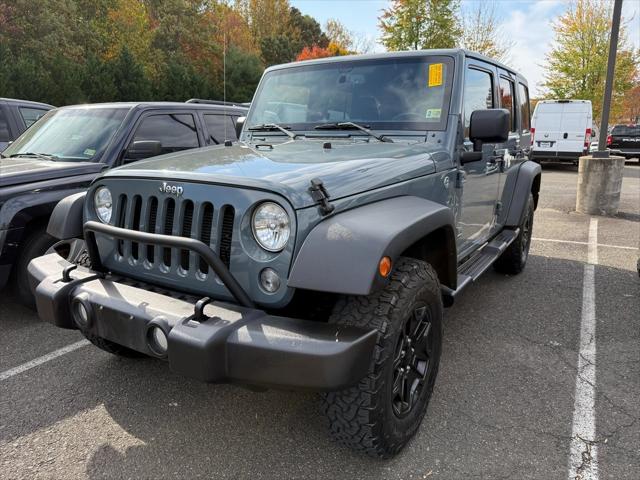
(321, 257, 443, 458)
(14, 228, 57, 307)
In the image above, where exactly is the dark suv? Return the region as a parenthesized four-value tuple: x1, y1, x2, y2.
(607, 124, 640, 160)
(0, 98, 54, 151)
(30, 50, 540, 457)
(0, 101, 247, 303)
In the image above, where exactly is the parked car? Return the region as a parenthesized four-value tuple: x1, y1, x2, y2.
(530, 99, 593, 164)
(0, 98, 54, 151)
(0, 101, 248, 304)
(29, 49, 540, 457)
(607, 124, 640, 160)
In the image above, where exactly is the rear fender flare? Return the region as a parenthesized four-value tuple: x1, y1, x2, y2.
(288, 196, 456, 296)
(504, 161, 541, 227)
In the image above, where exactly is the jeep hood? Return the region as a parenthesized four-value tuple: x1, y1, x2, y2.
(0, 157, 106, 188)
(106, 141, 444, 209)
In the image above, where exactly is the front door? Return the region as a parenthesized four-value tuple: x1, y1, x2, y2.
(458, 62, 501, 256)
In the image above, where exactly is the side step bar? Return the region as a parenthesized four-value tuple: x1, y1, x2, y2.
(441, 228, 520, 307)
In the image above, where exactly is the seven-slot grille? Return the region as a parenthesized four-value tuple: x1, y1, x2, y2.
(113, 193, 235, 275)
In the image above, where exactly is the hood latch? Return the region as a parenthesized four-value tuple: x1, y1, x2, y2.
(309, 178, 335, 215)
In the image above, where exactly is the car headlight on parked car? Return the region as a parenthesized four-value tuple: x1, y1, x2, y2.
(252, 202, 290, 252)
(94, 186, 113, 224)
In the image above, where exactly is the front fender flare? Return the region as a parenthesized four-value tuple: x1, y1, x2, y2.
(47, 192, 86, 240)
(288, 196, 456, 296)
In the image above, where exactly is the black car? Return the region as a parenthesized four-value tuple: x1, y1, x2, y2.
(0, 98, 54, 151)
(0, 101, 248, 304)
(608, 124, 640, 160)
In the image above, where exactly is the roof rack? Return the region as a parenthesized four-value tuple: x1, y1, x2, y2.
(185, 98, 250, 108)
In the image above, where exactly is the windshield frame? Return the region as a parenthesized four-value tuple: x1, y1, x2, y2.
(244, 55, 455, 138)
(2, 106, 130, 162)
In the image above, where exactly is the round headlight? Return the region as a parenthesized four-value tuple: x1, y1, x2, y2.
(252, 202, 290, 252)
(94, 187, 113, 223)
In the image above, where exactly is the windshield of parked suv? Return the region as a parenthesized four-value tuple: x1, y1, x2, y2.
(246, 56, 453, 134)
(611, 125, 639, 136)
(2, 107, 128, 162)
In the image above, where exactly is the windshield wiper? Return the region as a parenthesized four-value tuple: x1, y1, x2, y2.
(314, 122, 393, 143)
(248, 123, 297, 139)
(9, 152, 60, 161)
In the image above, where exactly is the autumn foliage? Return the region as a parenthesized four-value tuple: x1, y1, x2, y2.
(296, 42, 349, 61)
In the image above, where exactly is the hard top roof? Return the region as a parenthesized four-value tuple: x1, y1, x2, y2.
(265, 48, 527, 83)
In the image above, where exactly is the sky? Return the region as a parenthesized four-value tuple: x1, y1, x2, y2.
(290, 0, 640, 98)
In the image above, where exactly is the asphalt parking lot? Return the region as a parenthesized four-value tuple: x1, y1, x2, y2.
(1, 161, 638, 480)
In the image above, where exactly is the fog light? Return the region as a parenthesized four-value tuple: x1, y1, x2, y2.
(72, 297, 91, 328)
(148, 325, 168, 356)
(259, 268, 280, 293)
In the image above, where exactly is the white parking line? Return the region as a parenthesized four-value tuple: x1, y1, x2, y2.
(533, 237, 638, 251)
(0, 339, 90, 381)
(568, 218, 599, 480)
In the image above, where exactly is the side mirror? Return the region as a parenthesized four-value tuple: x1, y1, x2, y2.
(125, 140, 162, 161)
(469, 108, 510, 151)
(235, 116, 245, 139)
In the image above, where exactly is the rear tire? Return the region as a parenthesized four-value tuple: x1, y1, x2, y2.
(494, 193, 534, 275)
(14, 228, 57, 307)
(321, 257, 443, 458)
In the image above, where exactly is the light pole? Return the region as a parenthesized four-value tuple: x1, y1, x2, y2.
(593, 0, 623, 158)
(576, 0, 626, 216)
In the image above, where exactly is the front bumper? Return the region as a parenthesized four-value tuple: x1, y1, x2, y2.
(29, 253, 377, 390)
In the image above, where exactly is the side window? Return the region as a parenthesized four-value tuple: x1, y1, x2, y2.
(20, 108, 48, 128)
(464, 67, 494, 138)
(518, 83, 531, 132)
(203, 114, 237, 143)
(499, 77, 516, 132)
(0, 109, 10, 142)
(131, 114, 199, 154)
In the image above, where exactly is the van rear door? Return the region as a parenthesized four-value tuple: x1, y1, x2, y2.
(557, 102, 591, 154)
(533, 103, 562, 154)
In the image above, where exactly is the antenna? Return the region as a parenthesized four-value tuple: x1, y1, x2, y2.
(223, 32, 227, 142)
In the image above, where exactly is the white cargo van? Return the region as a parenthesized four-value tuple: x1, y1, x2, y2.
(530, 100, 593, 163)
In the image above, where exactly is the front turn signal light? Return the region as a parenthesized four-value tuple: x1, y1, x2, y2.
(379, 257, 392, 277)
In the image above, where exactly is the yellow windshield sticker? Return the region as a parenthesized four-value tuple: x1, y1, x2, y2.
(428, 63, 443, 87)
(425, 109, 441, 119)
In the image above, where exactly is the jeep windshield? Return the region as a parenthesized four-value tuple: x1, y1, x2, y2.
(246, 56, 453, 136)
(1, 107, 128, 162)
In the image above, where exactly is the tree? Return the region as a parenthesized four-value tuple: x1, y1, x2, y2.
(460, 1, 513, 63)
(111, 46, 152, 101)
(379, 0, 461, 51)
(542, 0, 638, 121)
(325, 18, 353, 51)
(620, 84, 640, 123)
(296, 42, 349, 61)
(289, 7, 329, 51)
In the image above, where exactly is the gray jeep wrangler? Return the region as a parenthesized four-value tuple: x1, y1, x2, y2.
(29, 49, 540, 458)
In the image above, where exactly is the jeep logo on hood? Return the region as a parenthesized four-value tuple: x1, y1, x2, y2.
(159, 182, 184, 197)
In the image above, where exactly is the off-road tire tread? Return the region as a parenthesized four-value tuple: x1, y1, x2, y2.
(320, 257, 442, 458)
(493, 194, 534, 275)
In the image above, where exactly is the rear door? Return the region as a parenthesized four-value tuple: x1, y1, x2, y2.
(558, 102, 590, 154)
(533, 103, 562, 155)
